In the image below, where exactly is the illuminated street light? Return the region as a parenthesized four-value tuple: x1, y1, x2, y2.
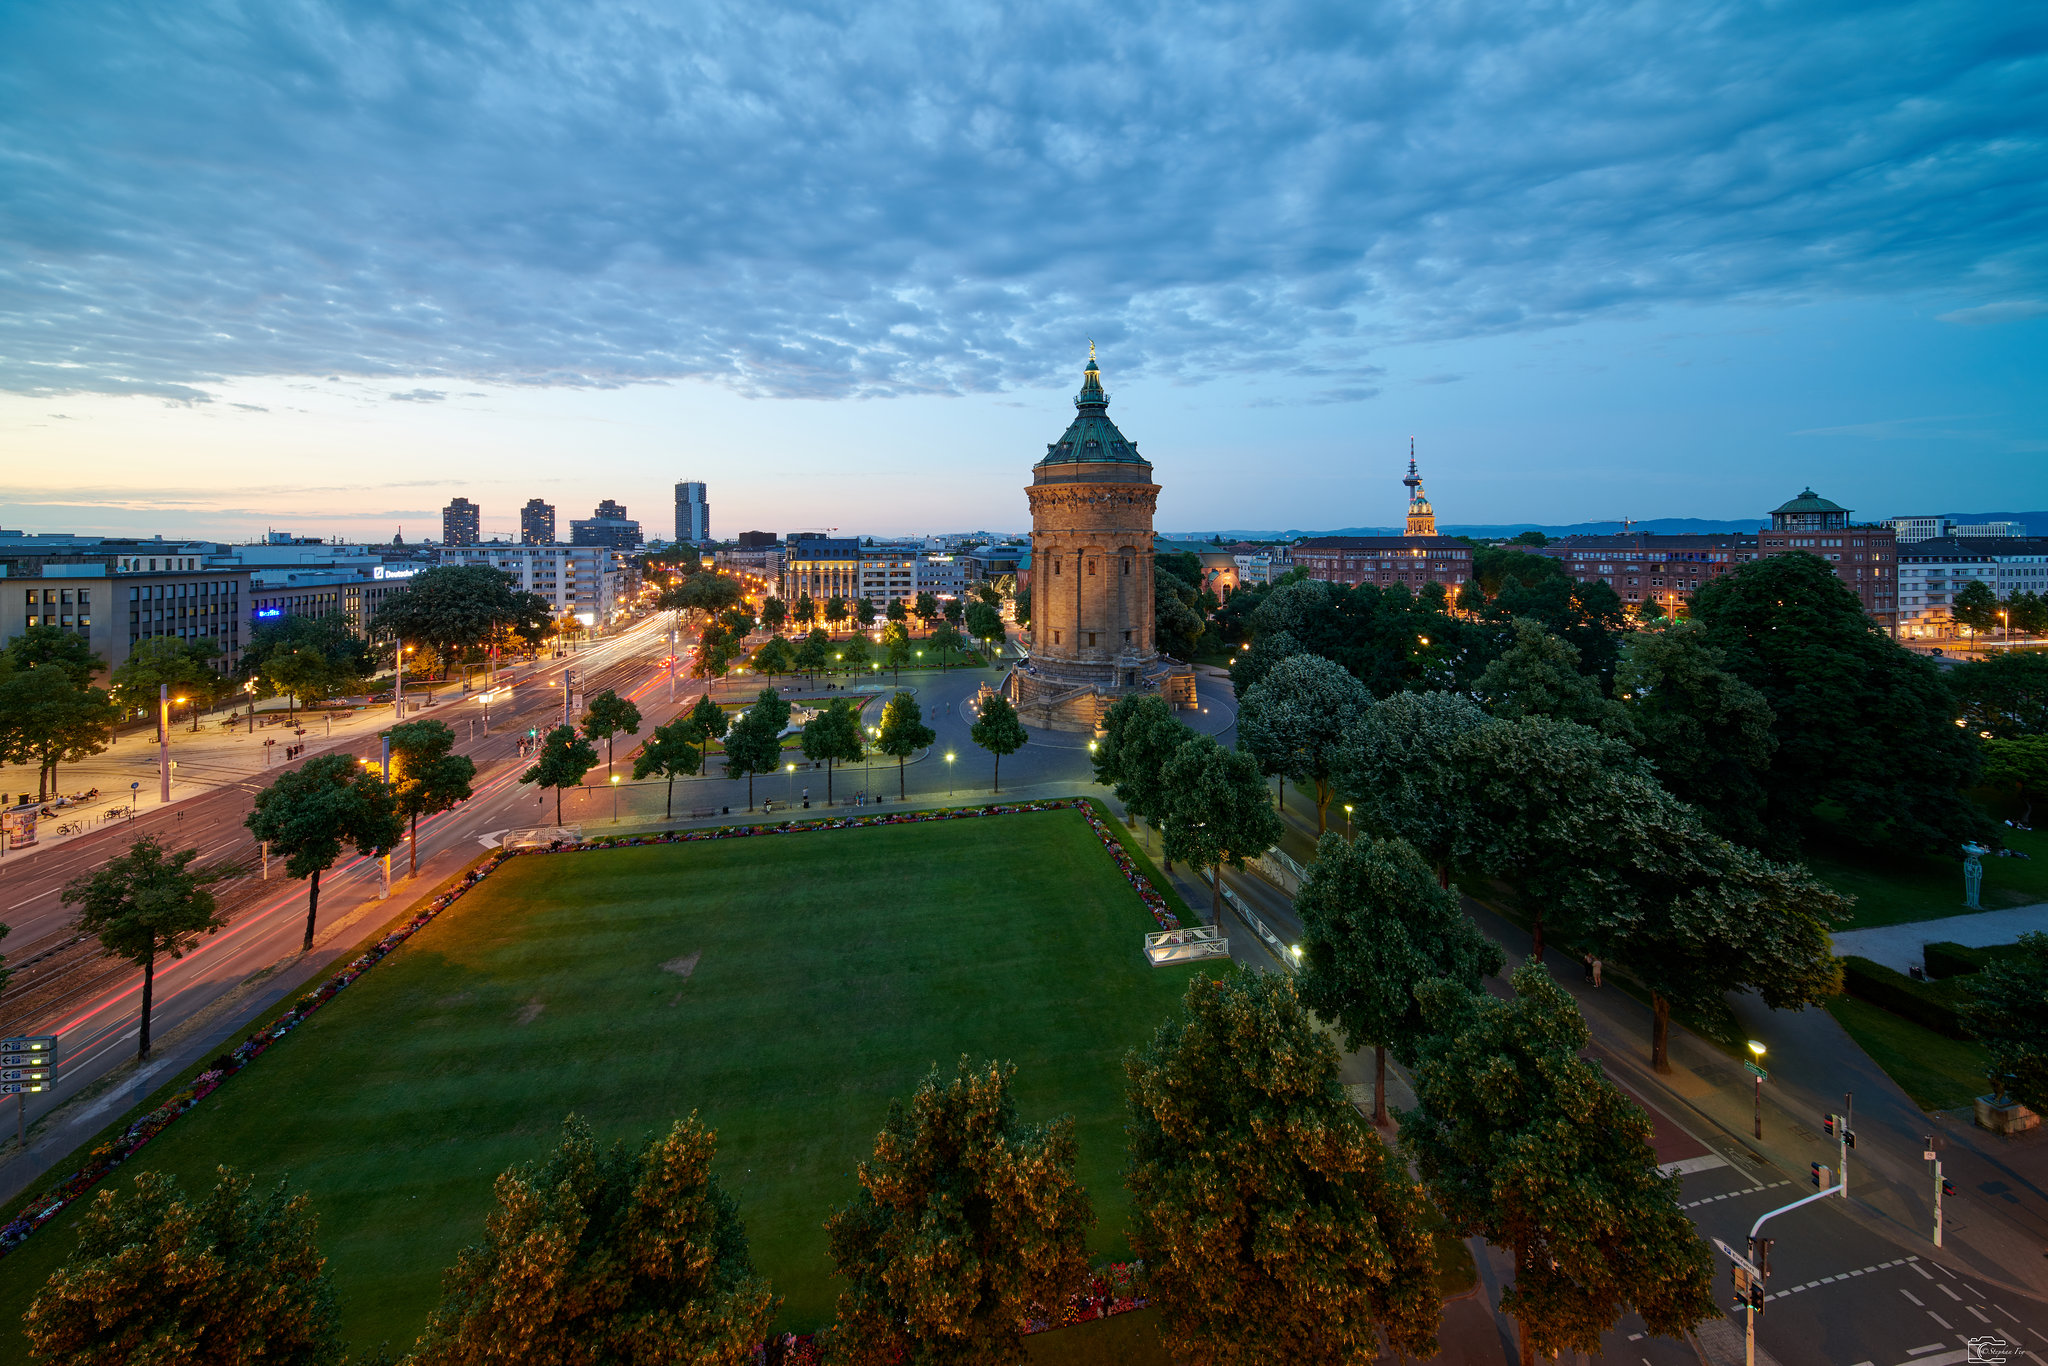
(1747, 1040, 1768, 1139)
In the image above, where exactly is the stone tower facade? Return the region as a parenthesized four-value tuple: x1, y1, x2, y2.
(1007, 350, 1194, 731)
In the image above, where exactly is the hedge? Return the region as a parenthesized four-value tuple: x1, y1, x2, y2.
(1838, 956, 1975, 1041)
(1923, 940, 2030, 980)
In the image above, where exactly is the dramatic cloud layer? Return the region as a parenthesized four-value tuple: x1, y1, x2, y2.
(3, 0, 2043, 401)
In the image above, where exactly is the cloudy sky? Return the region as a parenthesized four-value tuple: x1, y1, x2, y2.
(2, 0, 2043, 541)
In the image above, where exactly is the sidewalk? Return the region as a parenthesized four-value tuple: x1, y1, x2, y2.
(1832, 904, 2048, 973)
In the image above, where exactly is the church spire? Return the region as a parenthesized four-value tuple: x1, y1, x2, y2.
(1404, 438, 1437, 537)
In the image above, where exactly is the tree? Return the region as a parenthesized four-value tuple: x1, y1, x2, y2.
(1694, 552, 1984, 851)
(794, 626, 831, 680)
(1983, 735, 2048, 823)
(664, 571, 743, 622)
(1295, 834, 1504, 1124)
(824, 594, 850, 628)
(1339, 691, 1488, 884)
(825, 1059, 1091, 1366)
(681, 695, 729, 774)
(5, 623, 103, 688)
(837, 632, 872, 672)
(1125, 971, 1439, 1364)
(1161, 735, 1283, 923)
(965, 600, 1004, 661)
(1225, 628, 1301, 697)
(518, 725, 598, 826)
(1470, 545, 1568, 598)
(1636, 595, 1667, 622)
(262, 646, 342, 724)
(1951, 650, 2048, 737)
(373, 564, 533, 682)
(1962, 931, 2048, 1112)
(876, 691, 935, 800)
(885, 597, 908, 624)
(581, 688, 643, 778)
(1402, 965, 1719, 1364)
(0, 665, 120, 801)
(414, 1114, 775, 1366)
(718, 604, 756, 640)
(1474, 618, 1633, 739)
(761, 595, 789, 632)
(240, 612, 376, 692)
(751, 634, 793, 680)
(634, 715, 704, 819)
(1952, 578, 2001, 638)
(24, 1167, 343, 1366)
(853, 596, 878, 629)
(722, 701, 785, 810)
(1489, 576, 1631, 685)
(386, 719, 478, 876)
(1238, 652, 1371, 834)
(1563, 783, 1849, 1070)
(975, 581, 1002, 608)
(880, 620, 912, 681)
(246, 754, 403, 953)
(692, 624, 737, 695)
(969, 693, 1028, 793)
(801, 697, 865, 803)
(927, 619, 964, 665)
(61, 836, 224, 1061)
(109, 636, 223, 725)
(914, 590, 940, 627)
(1614, 621, 1777, 847)
(1154, 563, 1207, 659)
(1012, 585, 1031, 628)
(942, 597, 965, 628)
(1092, 694, 1192, 836)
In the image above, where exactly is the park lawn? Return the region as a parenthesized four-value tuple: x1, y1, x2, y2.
(1822, 996, 1993, 1111)
(1810, 826, 2048, 930)
(0, 809, 1216, 1355)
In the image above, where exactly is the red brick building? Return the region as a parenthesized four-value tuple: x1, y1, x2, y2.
(1291, 538, 1472, 591)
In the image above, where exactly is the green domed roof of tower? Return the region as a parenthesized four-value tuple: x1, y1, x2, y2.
(1036, 347, 1150, 468)
(1770, 488, 1848, 515)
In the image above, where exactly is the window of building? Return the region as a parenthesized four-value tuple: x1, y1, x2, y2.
(1053, 630, 1062, 644)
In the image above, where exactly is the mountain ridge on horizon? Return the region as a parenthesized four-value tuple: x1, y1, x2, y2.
(1165, 510, 2048, 542)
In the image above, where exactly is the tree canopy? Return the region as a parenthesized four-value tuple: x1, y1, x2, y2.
(519, 724, 598, 825)
(580, 688, 642, 777)
(875, 691, 934, 800)
(1338, 690, 1489, 880)
(1161, 734, 1282, 922)
(247, 753, 404, 952)
(385, 719, 477, 875)
(1950, 650, 2048, 738)
(800, 697, 864, 803)
(1238, 651, 1372, 833)
(1963, 931, 2048, 1112)
(62, 835, 224, 1060)
(634, 714, 704, 819)
(969, 694, 1028, 792)
(1613, 621, 1777, 848)
(1091, 694, 1191, 832)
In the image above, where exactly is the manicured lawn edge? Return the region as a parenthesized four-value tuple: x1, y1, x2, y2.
(1082, 798, 1199, 928)
(0, 798, 1181, 1263)
(1822, 996, 1993, 1112)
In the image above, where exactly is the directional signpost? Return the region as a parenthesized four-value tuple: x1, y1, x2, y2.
(1, 1036, 57, 1147)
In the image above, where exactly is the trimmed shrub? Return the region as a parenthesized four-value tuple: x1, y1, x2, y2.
(1839, 956, 1973, 1040)
(1923, 940, 2031, 980)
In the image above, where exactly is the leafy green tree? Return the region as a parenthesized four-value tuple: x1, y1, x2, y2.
(1950, 650, 2048, 737)
(1693, 552, 1984, 851)
(518, 724, 599, 826)
(1614, 621, 1777, 847)
(969, 692, 1028, 793)
(1488, 575, 1631, 685)
(1403, 965, 1718, 1365)
(751, 634, 793, 680)
(1012, 585, 1031, 628)
(914, 590, 940, 627)
(801, 697, 865, 803)
(1952, 578, 2000, 637)
(965, 600, 1004, 661)
(1470, 545, 1569, 598)
(374, 564, 532, 682)
(240, 612, 376, 690)
(793, 592, 817, 626)
(825, 1059, 1091, 1366)
(876, 691, 935, 800)
(1475, 618, 1634, 739)
(880, 620, 912, 681)
(1125, 971, 1439, 1364)
(1451, 715, 1652, 960)
(1295, 834, 1504, 1123)
(681, 696, 730, 773)
(1983, 735, 2048, 823)
(634, 715, 704, 819)
(760, 595, 789, 632)
(1962, 931, 2048, 1111)
(262, 646, 342, 724)
(824, 594, 850, 628)
(0, 664, 120, 801)
(885, 597, 908, 624)
(580, 688, 642, 778)
(61, 836, 224, 1060)
(1161, 735, 1283, 924)
(1564, 785, 1849, 1070)
(247, 753, 404, 952)
(1238, 651, 1371, 834)
(794, 626, 832, 680)
(664, 570, 743, 621)
(414, 1115, 775, 1366)
(5, 623, 103, 687)
(386, 719, 477, 876)
(1092, 694, 1192, 838)
(111, 636, 226, 731)
(2009, 588, 2048, 636)
(942, 597, 964, 628)
(838, 631, 874, 673)
(927, 619, 964, 665)
(1225, 628, 1301, 697)
(692, 623, 736, 694)
(718, 604, 756, 640)
(1339, 691, 1488, 883)
(1154, 563, 1207, 659)
(722, 703, 785, 810)
(975, 581, 1003, 608)
(24, 1167, 343, 1366)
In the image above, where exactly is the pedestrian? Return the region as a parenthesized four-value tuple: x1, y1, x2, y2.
(1582, 952, 1595, 984)
(1592, 957, 1602, 988)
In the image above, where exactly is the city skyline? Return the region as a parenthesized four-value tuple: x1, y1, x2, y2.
(3, 3, 2043, 538)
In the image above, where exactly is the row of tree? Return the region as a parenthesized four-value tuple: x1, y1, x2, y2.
(23, 966, 1715, 1366)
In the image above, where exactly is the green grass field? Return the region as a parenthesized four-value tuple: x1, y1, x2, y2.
(0, 809, 1216, 1355)
(1812, 827, 2048, 930)
(1823, 996, 1993, 1110)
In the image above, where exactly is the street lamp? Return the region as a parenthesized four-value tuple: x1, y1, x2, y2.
(610, 772, 621, 824)
(1747, 1040, 1768, 1139)
(786, 760, 797, 808)
(1344, 803, 1354, 839)
(946, 751, 955, 795)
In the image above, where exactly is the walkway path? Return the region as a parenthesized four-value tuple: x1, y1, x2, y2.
(1833, 904, 2048, 973)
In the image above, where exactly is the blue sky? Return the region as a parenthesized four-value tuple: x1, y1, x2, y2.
(2, 0, 2043, 540)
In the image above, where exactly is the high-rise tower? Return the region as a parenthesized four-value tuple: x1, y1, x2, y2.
(1009, 347, 1194, 730)
(675, 481, 710, 544)
(1403, 439, 1437, 537)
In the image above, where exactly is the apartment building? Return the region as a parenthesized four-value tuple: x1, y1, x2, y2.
(435, 544, 625, 626)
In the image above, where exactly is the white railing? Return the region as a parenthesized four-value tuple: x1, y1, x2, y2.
(1250, 846, 1309, 895)
(1201, 868, 1297, 972)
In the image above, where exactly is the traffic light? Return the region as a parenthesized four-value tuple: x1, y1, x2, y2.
(1755, 1238, 1772, 1279)
(1844, 1129, 1856, 1149)
(1943, 1177, 1956, 1197)
(1823, 1113, 1836, 1137)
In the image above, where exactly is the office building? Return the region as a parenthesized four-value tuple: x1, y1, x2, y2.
(675, 481, 710, 544)
(569, 500, 642, 551)
(0, 536, 253, 678)
(1897, 537, 2048, 638)
(520, 499, 556, 545)
(442, 498, 481, 547)
(435, 544, 626, 626)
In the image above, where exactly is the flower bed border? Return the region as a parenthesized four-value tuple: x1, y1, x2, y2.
(0, 798, 1179, 1260)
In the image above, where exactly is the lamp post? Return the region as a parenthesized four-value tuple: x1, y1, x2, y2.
(158, 684, 172, 804)
(1344, 803, 1354, 839)
(610, 772, 621, 824)
(379, 735, 392, 900)
(946, 751, 955, 796)
(786, 760, 797, 808)
(1748, 1040, 1768, 1139)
